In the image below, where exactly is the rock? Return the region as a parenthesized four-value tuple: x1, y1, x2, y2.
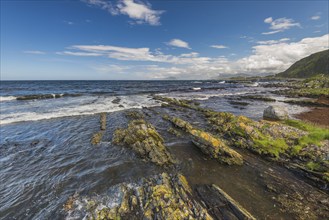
(112, 97, 121, 104)
(112, 119, 174, 166)
(196, 184, 256, 220)
(125, 110, 144, 119)
(64, 173, 213, 220)
(91, 131, 103, 145)
(100, 112, 106, 130)
(263, 106, 289, 121)
(165, 116, 243, 165)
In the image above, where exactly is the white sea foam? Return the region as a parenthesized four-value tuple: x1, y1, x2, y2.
(192, 87, 201, 90)
(0, 95, 160, 125)
(0, 96, 16, 102)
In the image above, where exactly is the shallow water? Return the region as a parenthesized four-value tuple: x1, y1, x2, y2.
(0, 114, 162, 219)
(169, 142, 289, 219)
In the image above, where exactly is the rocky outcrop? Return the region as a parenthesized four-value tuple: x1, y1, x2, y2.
(64, 173, 213, 220)
(196, 184, 256, 220)
(112, 119, 174, 166)
(164, 115, 243, 165)
(64, 173, 257, 220)
(263, 106, 289, 121)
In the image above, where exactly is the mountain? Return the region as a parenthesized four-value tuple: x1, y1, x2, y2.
(276, 49, 329, 78)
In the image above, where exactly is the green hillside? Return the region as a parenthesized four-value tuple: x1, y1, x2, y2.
(276, 49, 329, 78)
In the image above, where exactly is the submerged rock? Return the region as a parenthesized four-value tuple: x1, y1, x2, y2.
(64, 173, 213, 220)
(263, 106, 289, 121)
(91, 131, 104, 145)
(196, 184, 256, 220)
(125, 110, 144, 119)
(100, 112, 107, 130)
(112, 119, 174, 166)
(165, 116, 243, 165)
(111, 97, 121, 104)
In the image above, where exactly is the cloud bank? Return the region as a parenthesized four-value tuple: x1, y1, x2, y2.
(58, 34, 329, 79)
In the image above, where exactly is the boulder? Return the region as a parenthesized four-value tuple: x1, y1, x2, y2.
(263, 106, 289, 121)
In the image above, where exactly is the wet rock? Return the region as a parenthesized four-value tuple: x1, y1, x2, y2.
(112, 97, 121, 104)
(125, 110, 144, 119)
(64, 173, 213, 220)
(166, 116, 243, 165)
(196, 184, 256, 220)
(112, 119, 174, 166)
(167, 127, 182, 137)
(263, 105, 289, 121)
(91, 131, 104, 145)
(243, 95, 276, 102)
(229, 100, 249, 106)
(100, 112, 106, 130)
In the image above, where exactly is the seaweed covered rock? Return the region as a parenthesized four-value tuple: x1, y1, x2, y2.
(91, 131, 104, 145)
(64, 173, 213, 220)
(165, 116, 243, 165)
(204, 110, 329, 184)
(125, 110, 144, 119)
(112, 119, 174, 166)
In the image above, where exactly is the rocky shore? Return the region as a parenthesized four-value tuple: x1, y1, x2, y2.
(63, 76, 329, 219)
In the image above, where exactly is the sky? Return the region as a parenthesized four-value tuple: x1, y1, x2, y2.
(1, 0, 328, 80)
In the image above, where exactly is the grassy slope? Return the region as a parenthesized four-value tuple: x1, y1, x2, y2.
(276, 49, 329, 78)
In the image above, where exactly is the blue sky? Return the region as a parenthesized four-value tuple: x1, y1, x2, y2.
(1, 0, 328, 80)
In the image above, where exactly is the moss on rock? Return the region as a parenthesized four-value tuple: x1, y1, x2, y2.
(112, 119, 174, 166)
(165, 115, 243, 165)
(91, 131, 104, 145)
(64, 173, 213, 220)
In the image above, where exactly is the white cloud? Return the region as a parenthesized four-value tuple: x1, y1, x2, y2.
(23, 50, 46, 55)
(210, 45, 228, 49)
(262, 17, 301, 35)
(59, 44, 209, 64)
(235, 34, 328, 74)
(257, 38, 290, 45)
(84, 0, 164, 25)
(56, 51, 102, 56)
(59, 34, 329, 79)
(311, 15, 320, 20)
(64, 20, 74, 25)
(166, 39, 191, 49)
(264, 17, 273, 23)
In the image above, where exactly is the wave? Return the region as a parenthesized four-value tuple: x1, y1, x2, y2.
(192, 87, 201, 91)
(0, 96, 16, 102)
(0, 95, 160, 125)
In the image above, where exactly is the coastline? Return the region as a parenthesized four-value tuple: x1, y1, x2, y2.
(1, 78, 329, 219)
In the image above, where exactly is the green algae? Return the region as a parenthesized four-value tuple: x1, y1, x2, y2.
(125, 110, 144, 119)
(112, 119, 174, 166)
(91, 131, 104, 145)
(65, 173, 214, 220)
(164, 115, 243, 165)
